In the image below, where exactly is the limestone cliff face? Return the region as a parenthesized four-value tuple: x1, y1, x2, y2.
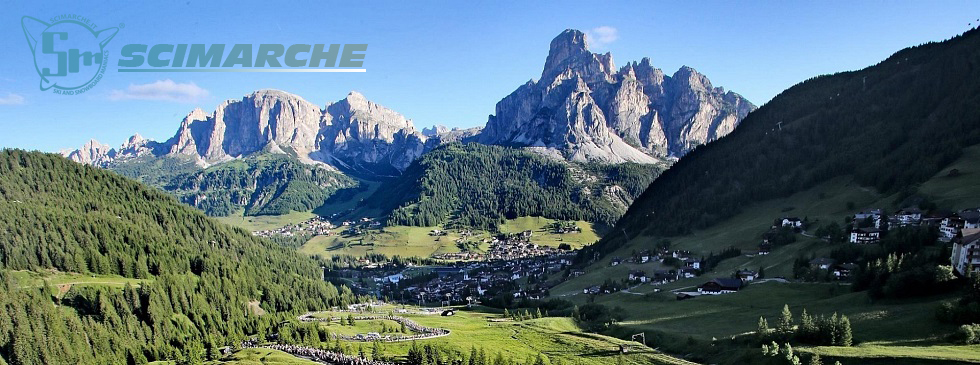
(65, 139, 116, 166)
(480, 29, 755, 162)
(65, 90, 433, 174)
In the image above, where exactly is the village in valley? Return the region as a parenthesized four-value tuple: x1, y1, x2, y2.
(251, 203, 980, 309)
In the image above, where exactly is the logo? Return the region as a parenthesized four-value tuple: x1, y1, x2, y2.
(22, 15, 118, 95)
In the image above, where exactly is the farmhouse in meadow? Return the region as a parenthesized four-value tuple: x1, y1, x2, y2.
(697, 278, 743, 294)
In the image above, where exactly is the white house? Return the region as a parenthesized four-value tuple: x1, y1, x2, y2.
(736, 269, 758, 281)
(850, 227, 881, 244)
(952, 229, 980, 276)
(628, 270, 649, 283)
(853, 209, 883, 229)
(895, 207, 923, 226)
(781, 217, 803, 228)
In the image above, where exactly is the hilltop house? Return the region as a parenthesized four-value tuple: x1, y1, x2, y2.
(639, 250, 652, 263)
(628, 270, 648, 283)
(850, 227, 881, 244)
(780, 217, 804, 228)
(942, 210, 980, 241)
(758, 242, 772, 255)
(651, 270, 678, 284)
(809, 258, 836, 270)
(698, 278, 744, 294)
(952, 229, 980, 276)
(736, 269, 758, 281)
(678, 266, 698, 279)
(833, 263, 859, 279)
(853, 209, 884, 229)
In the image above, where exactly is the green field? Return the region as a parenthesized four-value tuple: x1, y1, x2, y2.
(801, 344, 980, 364)
(298, 217, 599, 259)
(8, 269, 150, 297)
(499, 217, 601, 248)
(148, 348, 320, 365)
(295, 306, 697, 365)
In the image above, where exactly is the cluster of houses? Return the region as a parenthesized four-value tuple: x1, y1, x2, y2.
(845, 207, 978, 244)
(484, 232, 570, 261)
(430, 231, 572, 262)
(252, 216, 387, 238)
(843, 207, 980, 277)
(611, 249, 701, 269)
(577, 249, 707, 296)
(382, 247, 578, 305)
(252, 216, 336, 238)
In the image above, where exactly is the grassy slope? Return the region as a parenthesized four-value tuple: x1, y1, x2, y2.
(300, 306, 696, 365)
(551, 144, 980, 363)
(8, 269, 150, 298)
(148, 348, 321, 365)
(919, 145, 980, 210)
(298, 217, 599, 259)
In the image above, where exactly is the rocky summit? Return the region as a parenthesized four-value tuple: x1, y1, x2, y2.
(65, 90, 436, 175)
(479, 29, 755, 162)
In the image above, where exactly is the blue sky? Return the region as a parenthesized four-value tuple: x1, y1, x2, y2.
(1, 1, 978, 152)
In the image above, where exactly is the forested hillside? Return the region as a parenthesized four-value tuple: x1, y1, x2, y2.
(111, 154, 356, 216)
(597, 28, 980, 255)
(0, 150, 361, 364)
(359, 143, 663, 230)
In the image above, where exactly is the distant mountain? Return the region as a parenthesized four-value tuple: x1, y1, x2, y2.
(65, 90, 439, 175)
(479, 29, 755, 163)
(599, 27, 980, 253)
(61, 29, 756, 223)
(355, 143, 664, 230)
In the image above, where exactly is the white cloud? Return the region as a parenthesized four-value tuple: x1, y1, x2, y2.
(109, 80, 209, 103)
(0, 93, 25, 105)
(586, 26, 619, 49)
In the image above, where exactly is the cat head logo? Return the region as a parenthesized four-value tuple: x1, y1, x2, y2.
(22, 16, 118, 94)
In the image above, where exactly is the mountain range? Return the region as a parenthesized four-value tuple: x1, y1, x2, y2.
(63, 29, 754, 224)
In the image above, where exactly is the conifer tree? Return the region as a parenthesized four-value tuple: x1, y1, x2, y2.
(778, 305, 794, 334)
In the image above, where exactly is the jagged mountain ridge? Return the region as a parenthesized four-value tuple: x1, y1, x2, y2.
(67, 90, 437, 175)
(479, 29, 755, 162)
(67, 29, 754, 173)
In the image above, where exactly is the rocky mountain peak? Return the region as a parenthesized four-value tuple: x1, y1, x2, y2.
(481, 29, 756, 162)
(543, 29, 591, 75)
(672, 66, 712, 91)
(65, 139, 116, 166)
(422, 125, 450, 137)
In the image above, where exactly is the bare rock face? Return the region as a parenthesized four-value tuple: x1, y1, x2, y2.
(66, 90, 433, 174)
(480, 29, 755, 162)
(64, 139, 116, 166)
(318, 91, 427, 173)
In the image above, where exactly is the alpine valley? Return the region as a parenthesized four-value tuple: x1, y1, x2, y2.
(5, 18, 980, 365)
